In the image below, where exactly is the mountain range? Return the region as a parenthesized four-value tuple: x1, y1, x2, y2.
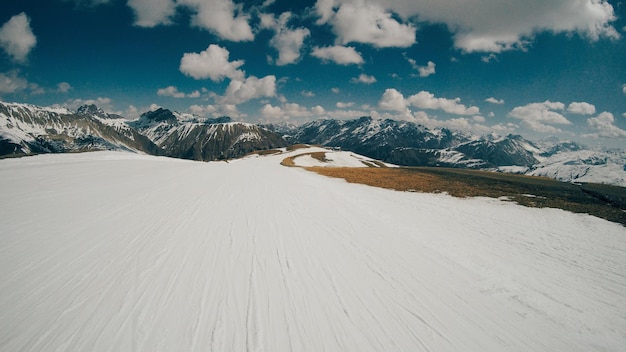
(1, 101, 624, 186)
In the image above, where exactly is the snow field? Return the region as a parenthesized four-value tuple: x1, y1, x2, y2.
(0, 150, 625, 351)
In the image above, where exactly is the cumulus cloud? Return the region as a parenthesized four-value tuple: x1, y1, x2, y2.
(311, 45, 364, 65)
(179, 44, 245, 81)
(379, 88, 480, 116)
(567, 101, 596, 115)
(417, 61, 436, 77)
(0, 13, 37, 63)
(127, 0, 176, 27)
(157, 85, 202, 98)
(127, 0, 254, 41)
(508, 101, 571, 133)
(378, 88, 408, 112)
(261, 12, 310, 66)
(315, 0, 619, 53)
(351, 73, 377, 84)
(407, 91, 480, 115)
(260, 103, 326, 122)
(57, 82, 72, 93)
(485, 97, 504, 104)
(222, 75, 276, 104)
(178, 0, 253, 41)
(622, 84, 626, 95)
(336, 101, 355, 108)
(301, 90, 315, 97)
(316, 1, 415, 48)
(0, 71, 28, 94)
(188, 104, 244, 118)
(586, 112, 626, 139)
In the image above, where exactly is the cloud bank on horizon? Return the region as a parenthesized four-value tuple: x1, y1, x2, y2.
(0, 0, 625, 146)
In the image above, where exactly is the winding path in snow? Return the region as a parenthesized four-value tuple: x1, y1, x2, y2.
(0, 150, 625, 351)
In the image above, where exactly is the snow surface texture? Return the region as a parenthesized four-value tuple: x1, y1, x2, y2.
(0, 150, 625, 352)
(290, 149, 392, 168)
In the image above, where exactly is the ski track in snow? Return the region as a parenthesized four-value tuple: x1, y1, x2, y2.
(0, 150, 625, 352)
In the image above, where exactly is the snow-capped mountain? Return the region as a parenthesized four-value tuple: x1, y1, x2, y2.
(0, 102, 288, 161)
(292, 117, 541, 168)
(289, 116, 626, 186)
(0, 102, 161, 156)
(293, 116, 466, 161)
(130, 108, 288, 161)
(526, 149, 626, 187)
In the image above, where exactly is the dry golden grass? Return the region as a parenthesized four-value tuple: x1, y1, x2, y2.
(309, 152, 328, 162)
(307, 167, 455, 194)
(281, 156, 296, 167)
(304, 166, 626, 225)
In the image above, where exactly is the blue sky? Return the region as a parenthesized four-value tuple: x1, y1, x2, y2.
(0, 0, 625, 147)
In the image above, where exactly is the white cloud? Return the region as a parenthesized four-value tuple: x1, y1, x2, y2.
(0, 71, 28, 94)
(485, 97, 504, 104)
(260, 103, 325, 122)
(473, 115, 486, 123)
(188, 104, 243, 118)
(508, 101, 571, 133)
(418, 61, 436, 77)
(0, 13, 37, 63)
(586, 112, 626, 139)
(261, 12, 310, 66)
(28, 83, 45, 95)
(301, 90, 315, 97)
(315, 0, 619, 53)
(336, 101, 355, 108)
(179, 44, 245, 81)
(622, 84, 626, 95)
(407, 91, 480, 115)
(222, 75, 276, 104)
(351, 73, 377, 84)
(126, 0, 254, 41)
(178, 0, 253, 41)
(378, 88, 408, 112)
(156, 86, 202, 99)
(331, 87, 340, 94)
(57, 82, 72, 93)
(127, 0, 176, 27)
(316, 1, 415, 48)
(311, 45, 364, 65)
(157, 86, 185, 98)
(567, 101, 596, 115)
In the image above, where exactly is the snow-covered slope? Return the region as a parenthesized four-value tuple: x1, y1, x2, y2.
(1, 151, 624, 351)
(527, 149, 626, 187)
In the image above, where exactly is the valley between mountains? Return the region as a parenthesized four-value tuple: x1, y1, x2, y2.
(1, 149, 625, 351)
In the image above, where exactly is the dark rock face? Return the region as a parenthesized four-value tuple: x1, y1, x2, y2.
(157, 123, 288, 161)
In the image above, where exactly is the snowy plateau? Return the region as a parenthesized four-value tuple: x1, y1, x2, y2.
(0, 148, 625, 352)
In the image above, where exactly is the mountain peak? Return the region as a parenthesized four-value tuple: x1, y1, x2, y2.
(141, 108, 177, 123)
(77, 104, 105, 117)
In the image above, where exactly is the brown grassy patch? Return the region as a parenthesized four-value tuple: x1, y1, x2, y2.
(306, 166, 626, 226)
(309, 152, 328, 162)
(281, 156, 296, 167)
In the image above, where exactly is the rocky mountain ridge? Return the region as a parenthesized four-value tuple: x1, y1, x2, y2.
(1, 101, 624, 186)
